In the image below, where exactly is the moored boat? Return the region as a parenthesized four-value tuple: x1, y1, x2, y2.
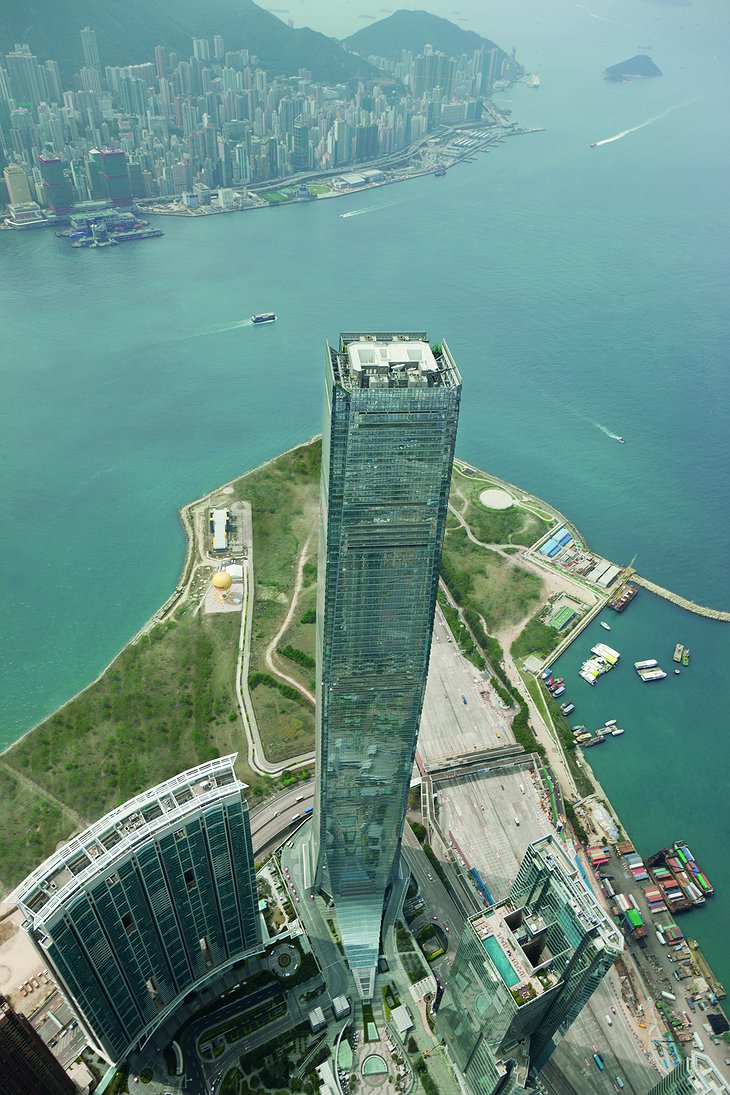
(682, 647, 690, 667)
(673, 643, 684, 663)
(601, 621, 611, 631)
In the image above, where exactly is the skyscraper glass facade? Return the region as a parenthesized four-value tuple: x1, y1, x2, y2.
(10, 755, 261, 1064)
(313, 332, 461, 998)
(648, 1053, 730, 1095)
(437, 836, 624, 1093)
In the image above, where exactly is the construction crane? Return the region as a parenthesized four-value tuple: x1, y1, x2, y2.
(422, 1041, 445, 1059)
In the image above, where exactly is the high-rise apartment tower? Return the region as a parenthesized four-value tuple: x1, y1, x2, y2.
(312, 331, 461, 998)
(10, 756, 261, 1064)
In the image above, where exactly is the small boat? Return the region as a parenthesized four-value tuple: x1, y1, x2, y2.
(590, 142, 598, 148)
(674, 669, 681, 675)
(604, 719, 617, 728)
(682, 647, 690, 667)
(617, 436, 625, 443)
(600, 621, 611, 631)
(611, 728, 625, 737)
(252, 312, 277, 324)
(673, 643, 684, 663)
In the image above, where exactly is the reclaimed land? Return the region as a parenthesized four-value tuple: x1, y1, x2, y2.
(0, 438, 588, 891)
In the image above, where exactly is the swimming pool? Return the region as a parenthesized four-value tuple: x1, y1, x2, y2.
(483, 934, 520, 988)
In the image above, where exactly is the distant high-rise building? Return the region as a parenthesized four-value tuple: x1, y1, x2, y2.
(3, 162, 32, 203)
(154, 45, 167, 82)
(80, 27, 101, 74)
(192, 37, 211, 63)
(5, 43, 49, 106)
(213, 35, 225, 62)
(311, 332, 461, 998)
(0, 994, 76, 1095)
(38, 153, 73, 215)
(292, 121, 310, 171)
(10, 755, 261, 1064)
(649, 1052, 730, 1095)
(437, 835, 624, 1093)
(88, 147, 132, 206)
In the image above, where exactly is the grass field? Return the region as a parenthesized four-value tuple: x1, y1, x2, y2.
(441, 527, 543, 632)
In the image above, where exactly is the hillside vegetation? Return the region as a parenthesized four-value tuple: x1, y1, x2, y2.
(0, 0, 383, 84)
(345, 9, 507, 64)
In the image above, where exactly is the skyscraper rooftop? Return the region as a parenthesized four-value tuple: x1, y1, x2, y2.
(332, 331, 460, 391)
(11, 755, 239, 928)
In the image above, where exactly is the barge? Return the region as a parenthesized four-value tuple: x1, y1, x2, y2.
(608, 581, 638, 612)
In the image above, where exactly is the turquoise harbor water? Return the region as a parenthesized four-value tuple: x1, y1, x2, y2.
(1, 0, 729, 983)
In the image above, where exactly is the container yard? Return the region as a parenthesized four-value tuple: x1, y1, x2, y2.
(647, 842, 714, 913)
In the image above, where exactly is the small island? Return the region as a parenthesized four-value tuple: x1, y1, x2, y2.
(604, 54, 662, 82)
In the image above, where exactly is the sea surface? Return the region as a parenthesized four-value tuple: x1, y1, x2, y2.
(1, 0, 729, 983)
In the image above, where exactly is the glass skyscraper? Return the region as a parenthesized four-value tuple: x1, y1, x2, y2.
(9, 755, 261, 1064)
(0, 994, 76, 1095)
(312, 331, 461, 998)
(437, 836, 624, 1093)
(648, 1053, 730, 1095)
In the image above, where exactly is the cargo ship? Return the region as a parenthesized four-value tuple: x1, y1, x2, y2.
(608, 581, 638, 612)
(252, 312, 277, 324)
(647, 842, 713, 912)
(673, 644, 684, 663)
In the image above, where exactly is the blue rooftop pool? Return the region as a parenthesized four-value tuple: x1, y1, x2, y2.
(483, 934, 520, 988)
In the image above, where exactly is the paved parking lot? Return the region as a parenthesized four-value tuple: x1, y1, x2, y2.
(435, 766, 553, 903)
(418, 609, 512, 765)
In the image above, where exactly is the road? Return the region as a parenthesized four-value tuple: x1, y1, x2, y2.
(248, 781, 314, 857)
(419, 608, 513, 764)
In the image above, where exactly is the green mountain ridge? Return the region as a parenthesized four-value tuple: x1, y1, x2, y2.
(345, 8, 507, 62)
(0, 0, 382, 85)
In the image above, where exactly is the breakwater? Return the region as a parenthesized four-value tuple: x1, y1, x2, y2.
(632, 574, 730, 622)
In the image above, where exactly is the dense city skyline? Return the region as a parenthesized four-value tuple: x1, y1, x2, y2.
(0, 21, 519, 217)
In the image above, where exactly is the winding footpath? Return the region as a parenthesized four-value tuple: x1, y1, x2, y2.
(237, 519, 315, 777)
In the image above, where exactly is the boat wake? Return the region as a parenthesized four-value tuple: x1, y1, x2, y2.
(175, 319, 254, 340)
(592, 421, 624, 443)
(537, 390, 624, 443)
(340, 199, 405, 219)
(576, 4, 638, 31)
(591, 95, 708, 148)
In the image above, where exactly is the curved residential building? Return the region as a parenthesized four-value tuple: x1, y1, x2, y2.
(9, 755, 261, 1064)
(312, 331, 461, 998)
